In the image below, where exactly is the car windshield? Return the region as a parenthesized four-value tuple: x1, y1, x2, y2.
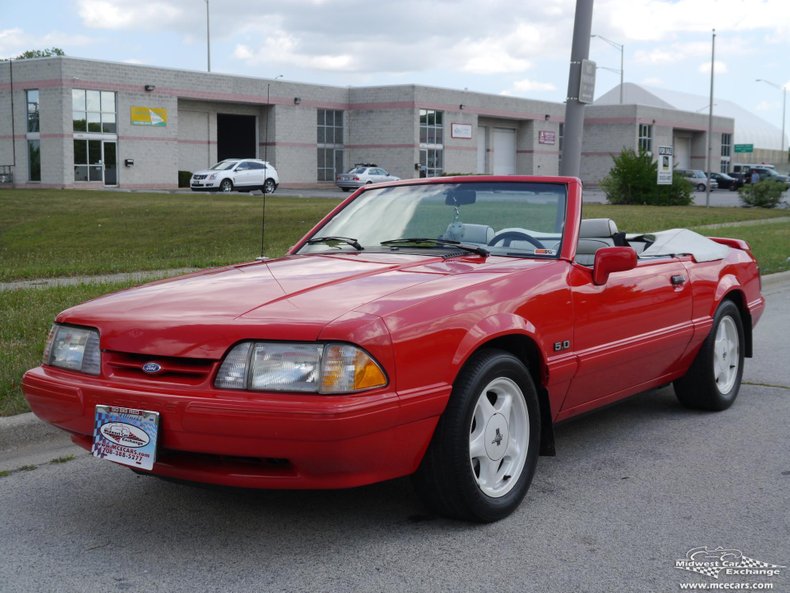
(297, 180, 567, 258)
(210, 160, 239, 171)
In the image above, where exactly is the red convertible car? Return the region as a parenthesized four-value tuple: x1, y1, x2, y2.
(23, 176, 765, 522)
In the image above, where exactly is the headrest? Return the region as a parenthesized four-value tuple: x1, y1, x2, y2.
(579, 218, 618, 238)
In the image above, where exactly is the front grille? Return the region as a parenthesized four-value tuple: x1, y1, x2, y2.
(192, 174, 207, 180)
(105, 351, 216, 386)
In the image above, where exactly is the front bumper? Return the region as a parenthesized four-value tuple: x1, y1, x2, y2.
(190, 180, 220, 191)
(22, 366, 449, 489)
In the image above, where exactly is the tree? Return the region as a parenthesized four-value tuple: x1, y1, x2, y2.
(599, 148, 693, 206)
(3, 48, 65, 61)
(738, 180, 785, 208)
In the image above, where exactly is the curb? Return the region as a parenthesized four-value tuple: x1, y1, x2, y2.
(0, 412, 68, 452)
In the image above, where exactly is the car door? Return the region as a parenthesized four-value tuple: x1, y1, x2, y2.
(560, 258, 694, 417)
(232, 161, 254, 188)
(369, 168, 386, 183)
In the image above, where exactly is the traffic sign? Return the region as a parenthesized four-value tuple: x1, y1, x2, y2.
(734, 144, 754, 153)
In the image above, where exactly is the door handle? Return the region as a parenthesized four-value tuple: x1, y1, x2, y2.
(671, 274, 686, 286)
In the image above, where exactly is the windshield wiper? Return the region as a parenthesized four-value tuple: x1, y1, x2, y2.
(306, 236, 364, 250)
(381, 238, 489, 257)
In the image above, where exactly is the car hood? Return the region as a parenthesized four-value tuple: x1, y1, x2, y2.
(192, 168, 225, 176)
(57, 253, 544, 358)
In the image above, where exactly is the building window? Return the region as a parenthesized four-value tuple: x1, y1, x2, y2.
(28, 140, 41, 181)
(72, 89, 116, 133)
(638, 123, 653, 154)
(26, 90, 40, 133)
(720, 133, 732, 173)
(73, 139, 103, 181)
(721, 133, 731, 157)
(419, 109, 444, 177)
(317, 109, 344, 181)
(26, 90, 41, 180)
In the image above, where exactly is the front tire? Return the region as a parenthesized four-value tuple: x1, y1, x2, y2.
(412, 349, 540, 522)
(697, 183, 706, 191)
(219, 179, 233, 193)
(674, 300, 744, 411)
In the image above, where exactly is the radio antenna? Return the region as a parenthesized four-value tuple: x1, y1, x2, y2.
(257, 175, 267, 260)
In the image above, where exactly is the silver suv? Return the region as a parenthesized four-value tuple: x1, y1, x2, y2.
(677, 169, 718, 192)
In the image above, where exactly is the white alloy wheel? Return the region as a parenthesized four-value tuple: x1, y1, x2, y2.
(714, 315, 740, 394)
(469, 377, 529, 498)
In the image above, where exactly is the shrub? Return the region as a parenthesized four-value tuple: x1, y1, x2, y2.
(178, 170, 192, 188)
(738, 179, 785, 208)
(599, 149, 693, 206)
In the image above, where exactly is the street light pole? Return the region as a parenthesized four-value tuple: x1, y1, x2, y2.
(756, 78, 787, 157)
(206, 0, 211, 72)
(591, 34, 624, 104)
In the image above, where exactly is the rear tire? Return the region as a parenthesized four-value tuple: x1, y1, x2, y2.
(674, 300, 744, 411)
(412, 349, 540, 522)
(263, 178, 276, 194)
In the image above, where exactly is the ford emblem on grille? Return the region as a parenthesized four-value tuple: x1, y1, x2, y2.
(142, 362, 163, 374)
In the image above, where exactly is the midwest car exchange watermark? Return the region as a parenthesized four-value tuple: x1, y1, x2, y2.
(675, 546, 785, 590)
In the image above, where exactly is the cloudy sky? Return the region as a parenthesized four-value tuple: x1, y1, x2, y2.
(2, 0, 789, 129)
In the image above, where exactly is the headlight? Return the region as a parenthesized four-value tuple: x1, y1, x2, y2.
(43, 324, 101, 375)
(208, 173, 217, 180)
(215, 342, 387, 394)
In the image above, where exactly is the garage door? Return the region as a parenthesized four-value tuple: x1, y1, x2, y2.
(673, 135, 691, 169)
(493, 128, 516, 175)
(477, 126, 487, 173)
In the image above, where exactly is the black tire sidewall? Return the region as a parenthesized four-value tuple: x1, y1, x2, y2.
(443, 350, 540, 522)
(707, 301, 745, 404)
(675, 299, 745, 410)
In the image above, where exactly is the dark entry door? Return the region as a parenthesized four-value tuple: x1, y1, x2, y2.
(217, 114, 256, 161)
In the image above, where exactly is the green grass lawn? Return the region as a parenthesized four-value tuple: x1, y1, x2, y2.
(1, 189, 788, 281)
(1, 189, 788, 416)
(0, 281, 140, 415)
(0, 189, 340, 281)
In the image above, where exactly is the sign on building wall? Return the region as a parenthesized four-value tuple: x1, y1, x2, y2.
(733, 144, 753, 153)
(451, 123, 473, 139)
(130, 106, 168, 127)
(657, 145, 673, 185)
(538, 131, 556, 145)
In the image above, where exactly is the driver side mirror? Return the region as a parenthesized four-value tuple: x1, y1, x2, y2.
(593, 247, 637, 285)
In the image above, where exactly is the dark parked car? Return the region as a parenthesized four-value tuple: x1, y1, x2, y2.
(748, 167, 790, 189)
(708, 172, 741, 191)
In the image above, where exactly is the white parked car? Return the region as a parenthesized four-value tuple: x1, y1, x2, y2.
(335, 163, 399, 191)
(190, 158, 279, 193)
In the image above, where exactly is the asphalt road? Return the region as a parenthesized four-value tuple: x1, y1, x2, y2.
(1, 276, 788, 593)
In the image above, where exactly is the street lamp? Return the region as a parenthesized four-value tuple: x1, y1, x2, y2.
(205, 0, 211, 72)
(591, 34, 624, 104)
(756, 78, 787, 156)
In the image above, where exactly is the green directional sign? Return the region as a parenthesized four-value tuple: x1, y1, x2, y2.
(734, 144, 754, 153)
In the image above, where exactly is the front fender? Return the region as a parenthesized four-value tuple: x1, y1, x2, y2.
(451, 313, 540, 368)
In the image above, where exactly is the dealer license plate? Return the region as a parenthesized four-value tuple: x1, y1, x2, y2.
(91, 405, 159, 471)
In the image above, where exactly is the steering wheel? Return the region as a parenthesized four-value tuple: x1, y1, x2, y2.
(488, 230, 544, 249)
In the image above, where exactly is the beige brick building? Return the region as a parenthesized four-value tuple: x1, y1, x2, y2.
(1, 56, 735, 190)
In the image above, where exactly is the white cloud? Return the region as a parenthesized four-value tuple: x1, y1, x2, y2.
(0, 27, 93, 58)
(77, 0, 183, 30)
(513, 79, 557, 92)
(697, 60, 728, 75)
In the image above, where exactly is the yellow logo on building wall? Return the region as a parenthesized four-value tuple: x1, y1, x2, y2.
(130, 106, 168, 126)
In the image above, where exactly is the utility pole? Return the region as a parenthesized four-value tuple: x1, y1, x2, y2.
(560, 0, 595, 178)
(206, 0, 211, 72)
(705, 29, 715, 208)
